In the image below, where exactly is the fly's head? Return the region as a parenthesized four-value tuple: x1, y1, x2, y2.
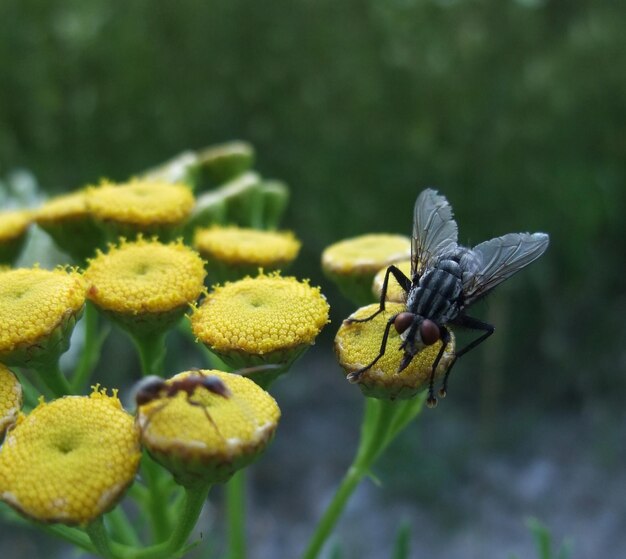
(394, 312, 441, 372)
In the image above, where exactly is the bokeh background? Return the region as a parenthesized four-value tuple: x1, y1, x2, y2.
(1, 1, 625, 558)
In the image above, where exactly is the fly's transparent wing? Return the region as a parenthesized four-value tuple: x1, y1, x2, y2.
(411, 188, 459, 278)
(463, 232, 549, 304)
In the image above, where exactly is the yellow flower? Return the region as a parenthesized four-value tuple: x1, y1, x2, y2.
(190, 273, 329, 385)
(86, 179, 194, 239)
(34, 191, 105, 262)
(0, 387, 141, 525)
(0, 365, 22, 438)
(193, 225, 301, 283)
(321, 234, 411, 306)
(335, 303, 455, 400)
(84, 238, 206, 335)
(137, 369, 280, 485)
(371, 259, 412, 303)
(0, 209, 32, 265)
(0, 267, 86, 367)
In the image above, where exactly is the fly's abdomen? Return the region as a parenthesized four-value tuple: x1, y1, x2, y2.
(410, 260, 463, 321)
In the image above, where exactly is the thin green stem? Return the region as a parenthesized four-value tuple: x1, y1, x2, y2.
(301, 397, 425, 559)
(105, 506, 142, 547)
(42, 524, 97, 553)
(132, 331, 167, 377)
(226, 471, 247, 559)
(142, 454, 173, 542)
(86, 516, 116, 559)
(72, 302, 109, 392)
(37, 359, 72, 397)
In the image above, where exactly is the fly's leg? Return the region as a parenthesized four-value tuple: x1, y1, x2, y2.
(346, 313, 399, 382)
(346, 265, 412, 324)
(439, 315, 494, 398)
(426, 327, 451, 408)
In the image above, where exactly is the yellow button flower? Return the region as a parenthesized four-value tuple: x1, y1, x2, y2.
(137, 370, 280, 485)
(0, 267, 86, 367)
(372, 259, 412, 303)
(193, 226, 301, 283)
(84, 238, 206, 335)
(335, 303, 455, 400)
(0, 365, 22, 438)
(191, 273, 329, 385)
(0, 387, 141, 525)
(322, 234, 411, 306)
(0, 209, 32, 265)
(35, 190, 105, 262)
(86, 179, 194, 239)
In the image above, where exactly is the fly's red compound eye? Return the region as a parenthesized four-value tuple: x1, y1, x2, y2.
(419, 319, 440, 346)
(393, 312, 414, 334)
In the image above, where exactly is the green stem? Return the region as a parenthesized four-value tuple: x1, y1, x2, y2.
(38, 359, 72, 397)
(301, 398, 423, 559)
(106, 506, 142, 547)
(226, 471, 247, 559)
(42, 524, 97, 553)
(142, 454, 173, 542)
(72, 302, 108, 392)
(86, 516, 116, 559)
(132, 331, 167, 377)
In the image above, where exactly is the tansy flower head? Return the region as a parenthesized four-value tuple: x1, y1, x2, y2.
(193, 226, 301, 283)
(372, 259, 412, 303)
(0, 267, 86, 367)
(136, 369, 280, 486)
(86, 179, 194, 240)
(0, 365, 22, 438)
(0, 209, 32, 265)
(322, 234, 411, 306)
(335, 303, 455, 400)
(191, 272, 329, 387)
(0, 387, 141, 525)
(35, 190, 105, 263)
(84, 238, 206, 336)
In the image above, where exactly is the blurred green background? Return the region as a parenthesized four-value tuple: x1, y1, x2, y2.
(1, 1, 625, 557)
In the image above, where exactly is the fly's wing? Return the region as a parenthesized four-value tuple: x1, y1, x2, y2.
(411, 188, 459, 278)
(463, 232, 549, 304)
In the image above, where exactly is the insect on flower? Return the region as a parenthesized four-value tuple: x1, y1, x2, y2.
(134, 365, 281, 435)
(347, 188, 549, 407)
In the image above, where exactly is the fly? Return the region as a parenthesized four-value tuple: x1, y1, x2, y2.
(346, 188, 549, 407)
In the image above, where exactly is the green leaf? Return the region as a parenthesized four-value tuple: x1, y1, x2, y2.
(391, 522, 411, 559)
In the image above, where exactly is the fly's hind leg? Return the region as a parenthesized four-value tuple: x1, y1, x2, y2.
(439, 315, 495, 399)
(346, 265, 412, 324)
(186, 396, 226, 441)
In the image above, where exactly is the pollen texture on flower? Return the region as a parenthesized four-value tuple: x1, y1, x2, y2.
(0, 365, 22, 437)
(0, 388, 141, 525)
(335, 303, 455, 399)
(194, 226, 301, 267)
(191, 273, 329, 355)
(372, 259, 412, 303)
(138, 370, 280, 483)
(321, 234, 411, 276)
(0, 268, 86, 356)
(87, 179, 194, 226)
(84, 238, 206, 314)
(0, 210, 32, 242)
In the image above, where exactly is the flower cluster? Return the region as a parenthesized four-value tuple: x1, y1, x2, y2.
(0, 144, 330, 556)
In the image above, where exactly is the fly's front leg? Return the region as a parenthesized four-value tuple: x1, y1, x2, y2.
(439, 315, 495, 398)
(346, 313, 399, 382)
(346, 265, 412, 324)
